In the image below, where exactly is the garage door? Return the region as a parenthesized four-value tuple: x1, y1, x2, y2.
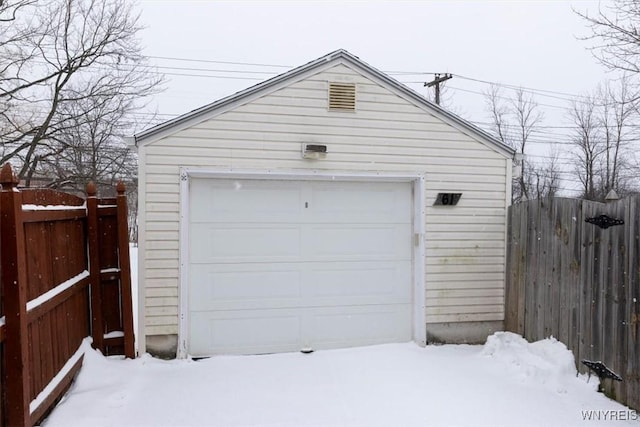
(188, 178, 413, 356)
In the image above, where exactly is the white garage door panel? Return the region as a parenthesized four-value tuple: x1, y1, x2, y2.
(188, 178, 413, 356)
(309, 261, 411, 300)
(189, 265, 302, 303)
(307, 225, 410, 259)
(190, 224, 410, 263)
(189, 224, 302, 261)
(190, 311, 301, 355)
(189, 260, 411, 311)
(191, 179, 304, 223)
(191, 180, 411, 225)
(190, 305, 412, 355)
(311, 183, 411, 223)
(310, 305, 412, 347)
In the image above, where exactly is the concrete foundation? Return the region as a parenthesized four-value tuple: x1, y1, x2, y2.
(426, 321, 504, 344)
(144, 321, 503, 358)
(146, 334, 178, 359)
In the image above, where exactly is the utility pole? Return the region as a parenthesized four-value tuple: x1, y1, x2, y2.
(424, 73, 452, 105)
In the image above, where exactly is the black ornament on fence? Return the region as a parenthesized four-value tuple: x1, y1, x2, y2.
(581, 360, 623, 382)
(585, 214, 624, 229)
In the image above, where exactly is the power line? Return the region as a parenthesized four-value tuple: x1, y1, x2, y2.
(148, 55, 293, 69)
(148, 54, 440, 75)
(11, 55, 640, 153)
(453, 74, 592, 102)
(20, 55, 624, 111)
(21, 50, 629, 107)
(447, 85, 569, 111)
(144, 56, 595, 105)
(142, 64, 280, 76)
(470, 119, 640, 130)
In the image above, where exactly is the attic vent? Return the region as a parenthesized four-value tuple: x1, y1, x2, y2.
(328, 82, 356, 111)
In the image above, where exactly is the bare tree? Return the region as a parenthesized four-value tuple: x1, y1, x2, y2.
(0, 0, 163, 185)
(485, 85, 548, 202)
(36, 92, 141, 241)
(575, 1, 640, 197)
(568, 95, 604, 200)
(598, 76, 638, 195)
(0, 0, 39, 161)
(39, 95, 136, 192)
(576, 1, 640, 75)
(525, 150, 561, 200)
(569, 78, 639, 200)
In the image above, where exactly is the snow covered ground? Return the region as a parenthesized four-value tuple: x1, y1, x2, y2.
(43, 247, 638, 426)
(43, 332, 638, 427)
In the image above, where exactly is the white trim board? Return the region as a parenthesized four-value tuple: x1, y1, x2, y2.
(177, 168, 426, 358)
(136, 144, 148, 356)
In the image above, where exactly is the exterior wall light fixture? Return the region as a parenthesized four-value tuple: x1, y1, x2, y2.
(302, 143, 327, 160)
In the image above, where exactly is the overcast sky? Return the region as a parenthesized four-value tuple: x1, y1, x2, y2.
(136, 0, 616, 194)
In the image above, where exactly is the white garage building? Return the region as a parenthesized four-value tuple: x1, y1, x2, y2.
(132, 50, 515, 358)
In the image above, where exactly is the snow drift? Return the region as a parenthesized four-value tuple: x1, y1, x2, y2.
(481, 331, 584, 393)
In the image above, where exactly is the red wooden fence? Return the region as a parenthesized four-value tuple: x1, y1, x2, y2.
(0, 163, 135, 427)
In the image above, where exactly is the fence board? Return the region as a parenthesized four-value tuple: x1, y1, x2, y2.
(591, 200, 604, 371)
(87, 183, 105, 354)
(21, 209, 86, 223)
(578, 201, 592, 365)
(524, 201, 539, 339)
(100, 212, 123, 356)
(536, 200, 549, 341)
(517, 200, 528, 333)
(20, 189, 84, 207)
(1, 191, 3, 427)
(29, 355, 83, 426)
(505, 202, 517, 331)
(26, 277, 90, 323)
(628, 197, 640, 410)
(25, 222, 52, 301)
(548, 200, 558, 338)
(506, 196, 640, 411)
(568, 199, 582, 358)
(1, 165, 31, 427)
(547, 201, 554, 338)
(0, 342, 3, 426)
(608, 200, 626, 402)
(556, 199, 569, 345)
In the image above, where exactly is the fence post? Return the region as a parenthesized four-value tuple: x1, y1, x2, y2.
(0, 164, 31, 427)
(116, 182, 135, 358)
(86, 182, 104, 353)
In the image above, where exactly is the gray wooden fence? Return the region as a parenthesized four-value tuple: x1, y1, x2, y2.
(505, 196, 639, 410)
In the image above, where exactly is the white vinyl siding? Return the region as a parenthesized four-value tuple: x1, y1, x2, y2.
(141, 63, 507, 336)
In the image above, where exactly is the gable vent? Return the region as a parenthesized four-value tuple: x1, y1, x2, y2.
(328, 82, 356, 111)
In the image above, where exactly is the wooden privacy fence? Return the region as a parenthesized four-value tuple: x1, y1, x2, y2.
(505, 196, 640, 410)
(0, 163, 134, 427)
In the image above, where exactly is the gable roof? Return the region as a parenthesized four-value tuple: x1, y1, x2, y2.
(133, 49, 515, 158)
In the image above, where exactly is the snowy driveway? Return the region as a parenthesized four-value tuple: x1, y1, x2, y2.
(44, 332, 637, 427)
